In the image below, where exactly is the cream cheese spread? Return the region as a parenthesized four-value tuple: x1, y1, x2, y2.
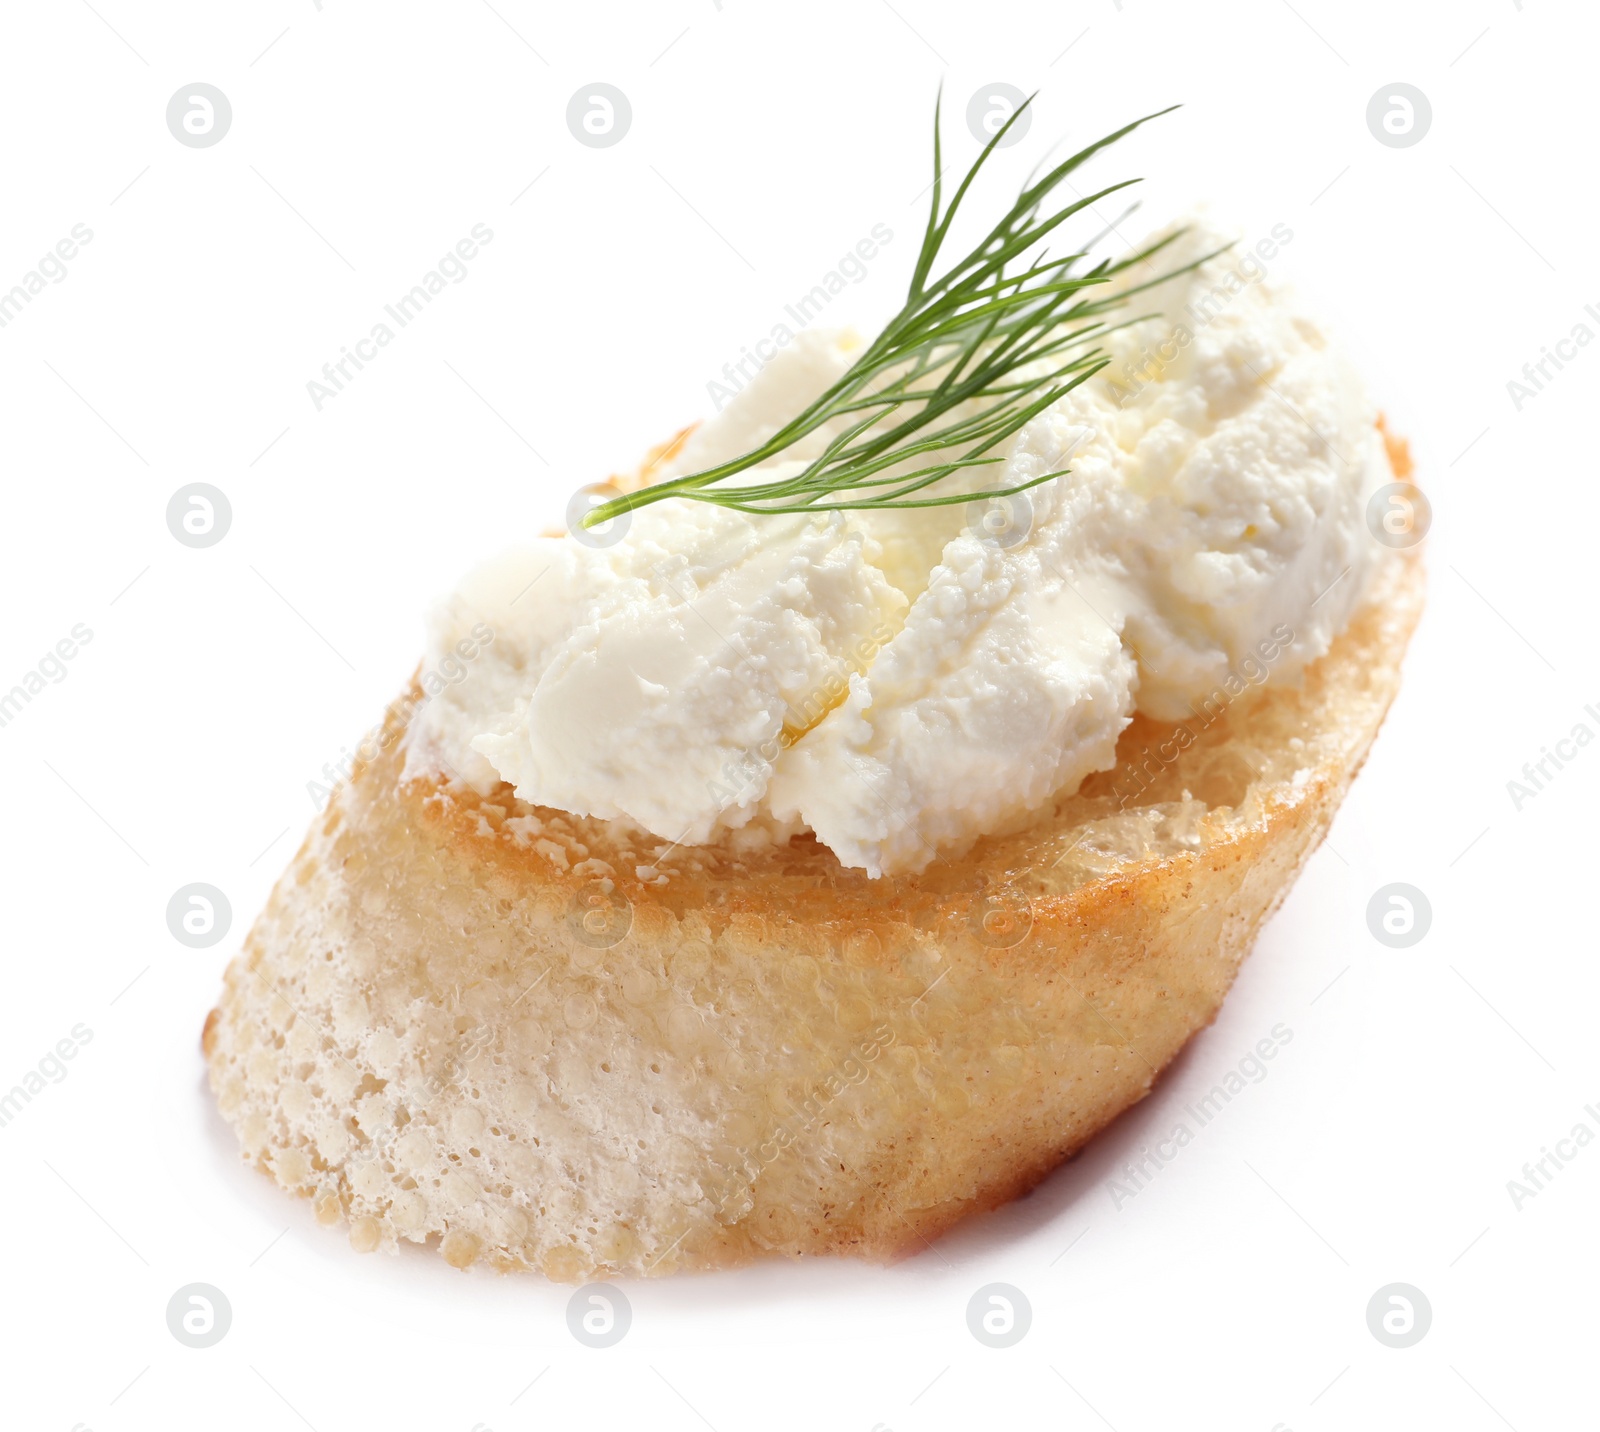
(407, 218, 1389, 876)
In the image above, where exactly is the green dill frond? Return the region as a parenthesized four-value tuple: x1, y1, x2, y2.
(583, 95, 1201, 529)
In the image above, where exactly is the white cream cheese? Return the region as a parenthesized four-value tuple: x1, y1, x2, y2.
(408, 218, 1389, 876)
(474, 504, 903, 843)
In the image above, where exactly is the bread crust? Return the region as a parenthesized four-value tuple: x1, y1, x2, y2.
(207, 514, 1422, 1279)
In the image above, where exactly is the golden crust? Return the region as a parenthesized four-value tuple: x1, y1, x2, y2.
(206, 512, 1423, 1281)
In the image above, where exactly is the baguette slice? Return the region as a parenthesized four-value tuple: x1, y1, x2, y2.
(205, 458, 1423, 1280)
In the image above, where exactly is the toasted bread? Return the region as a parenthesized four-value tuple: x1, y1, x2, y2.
(205, 476, 1422, 1281)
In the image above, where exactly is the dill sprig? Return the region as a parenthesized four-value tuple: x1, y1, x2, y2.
(583, 95, 1195, 529)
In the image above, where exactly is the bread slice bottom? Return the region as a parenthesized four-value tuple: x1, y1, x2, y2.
(205, 538, 1422, 1279)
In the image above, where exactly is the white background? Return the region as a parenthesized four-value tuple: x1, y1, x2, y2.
(2, 1, 1594, 1429)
